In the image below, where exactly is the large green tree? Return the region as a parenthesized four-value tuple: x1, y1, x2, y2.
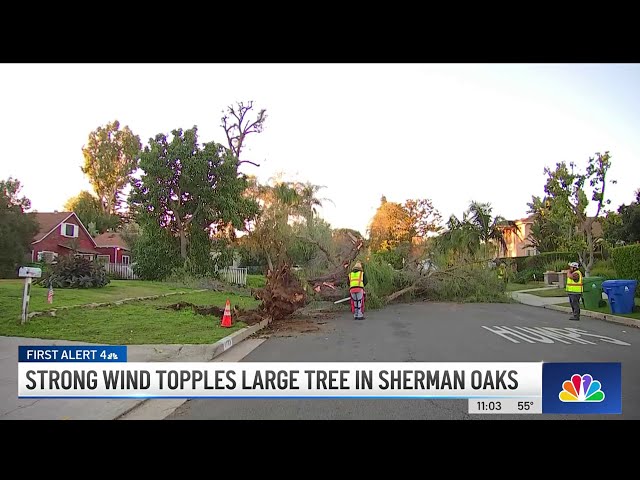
(129, 126, 259, 262)
(0, 178, 39, 277)
(64, 191, 120, 235)
(540, 151, 615, 276)
(602, 188, 640, 246)
(81, 120, 142, 215)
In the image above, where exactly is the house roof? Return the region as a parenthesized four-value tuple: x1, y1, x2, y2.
(29, 211, 97, 247)
(58, 243, 102, 255)
(93, 232, 130, 250)
(29, 212, 74, 242)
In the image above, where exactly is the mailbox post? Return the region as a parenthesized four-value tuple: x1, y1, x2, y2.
(18, 267, 42, 324)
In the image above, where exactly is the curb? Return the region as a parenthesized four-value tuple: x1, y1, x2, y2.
(114, 316, 272, 420)
(543, 304, 640, 329)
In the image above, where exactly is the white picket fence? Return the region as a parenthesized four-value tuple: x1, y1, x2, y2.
(220, 267, 248, 286)
(104, 263, 138, 280)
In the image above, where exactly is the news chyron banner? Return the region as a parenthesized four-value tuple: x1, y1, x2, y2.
(17, 346, 622, 415)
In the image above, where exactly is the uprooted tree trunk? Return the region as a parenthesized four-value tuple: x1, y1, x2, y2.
(253, 264, 307, 320)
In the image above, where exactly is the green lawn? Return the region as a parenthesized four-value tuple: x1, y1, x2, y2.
(0, 279, 202, 319)
(0, 290, 261, 344)
(505, 282, 545, 292)
(558, 297, 640, 321)
(528, 288, 569, 297)
(246, 274, 266, 289)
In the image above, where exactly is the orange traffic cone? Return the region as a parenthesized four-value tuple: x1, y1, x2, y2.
(221, 299, 232, 327)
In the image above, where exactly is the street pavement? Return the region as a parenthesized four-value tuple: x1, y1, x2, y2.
(167, 301, 639, 420)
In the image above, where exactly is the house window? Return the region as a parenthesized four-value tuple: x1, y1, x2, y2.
(38, 251, 58, 263)
(97, 255, 110, 264)
(61, 223, 79, 238)
(121, 255, 130, 265)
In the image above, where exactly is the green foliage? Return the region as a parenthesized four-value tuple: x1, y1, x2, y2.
(425, 265, 507, 302)
(433, 201, 509, 261)
(538, 151, 615, 272)
(131, 223, 181, 280)
(603, 189, 640, 246)
(81, 120, 142, 215)
(289, 217, 334, 274)
(513, 268, 543, 284)
(36, 255, 110, 288)
(611, 244, 640, 286)
(513, 252, 581, 272)
(64, 190, 120, 234)
(375, 242, 411, 270)
(246, 274, 266, 289)
(0, 177, 39, 278)
(130, 126, 259, 265)
(119, 221, 141, 250)
(543, 259, 572, 273)
(588, 259, 618, 280)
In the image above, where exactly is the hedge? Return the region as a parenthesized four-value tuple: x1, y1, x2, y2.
(611, 244, 640, 296)
(505, 251, 605, 272)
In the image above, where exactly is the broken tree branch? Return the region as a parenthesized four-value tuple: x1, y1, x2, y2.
(296, 235, 339, 268)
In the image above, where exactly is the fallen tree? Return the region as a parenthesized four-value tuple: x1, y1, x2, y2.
(306, 232, 364, 299)
(253, 264, 307, 320)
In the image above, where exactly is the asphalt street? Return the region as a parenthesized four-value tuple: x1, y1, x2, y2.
(167, 302, 638, 420)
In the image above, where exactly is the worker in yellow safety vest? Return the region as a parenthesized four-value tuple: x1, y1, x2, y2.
(349, 261, 368, 320)
(566, 262, 583, 321)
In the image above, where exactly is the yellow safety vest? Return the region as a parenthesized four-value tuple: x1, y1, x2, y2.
(566, 270, 583, 293)
(349, 271, 364, 288)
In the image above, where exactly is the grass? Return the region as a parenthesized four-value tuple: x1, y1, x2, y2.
(558, 297, 640, 321)
(0, 279, 201, 318)
(246, 274, 266, 289)
(505, 282, 545, 292)
(0, 281, 261, 344)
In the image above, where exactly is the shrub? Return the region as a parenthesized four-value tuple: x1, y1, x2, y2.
(513, 268, 543, 284)
(588, 259, 617, 280)
(611, 244, 640, 296)
(543, 259, 571, 273)
(36, 255, 110, 288)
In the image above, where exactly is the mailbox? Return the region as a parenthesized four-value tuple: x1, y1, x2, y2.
(19, 267, 42, 278)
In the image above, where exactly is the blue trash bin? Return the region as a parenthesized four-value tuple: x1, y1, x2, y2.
(601, 280, 638, 315)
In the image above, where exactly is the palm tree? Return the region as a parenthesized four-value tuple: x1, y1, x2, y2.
(465, 201, 513, 258)
(294, 182, 334, 227)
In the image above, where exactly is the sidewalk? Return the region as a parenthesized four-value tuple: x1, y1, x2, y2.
(0, 318, 270, 420)
(508, 288, 640, 329)
(508, 288, 571, 307)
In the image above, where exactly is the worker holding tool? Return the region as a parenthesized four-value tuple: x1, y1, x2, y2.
(349, 261, 368, 320)
(566, 262, 583, 321)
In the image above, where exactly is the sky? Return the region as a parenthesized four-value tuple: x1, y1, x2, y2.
(1, 63, 639, 237)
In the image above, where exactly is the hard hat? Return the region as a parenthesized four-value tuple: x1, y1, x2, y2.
(569, 262, 579, 268)
(353, 261, 363, 271)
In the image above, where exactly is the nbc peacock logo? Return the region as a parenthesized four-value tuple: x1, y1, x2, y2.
(559, 374, 605, 402)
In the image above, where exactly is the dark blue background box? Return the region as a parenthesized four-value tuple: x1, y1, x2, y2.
(19, 346, 127, 362)
(542, 362, 621, 415)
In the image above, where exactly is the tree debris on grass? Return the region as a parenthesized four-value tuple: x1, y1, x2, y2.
(161, 302, 265, 325)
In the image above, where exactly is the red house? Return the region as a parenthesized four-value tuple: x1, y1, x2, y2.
(93, 232, 132, 265)
(29, 212, 101, 263)
(29, 211, 132, 265)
